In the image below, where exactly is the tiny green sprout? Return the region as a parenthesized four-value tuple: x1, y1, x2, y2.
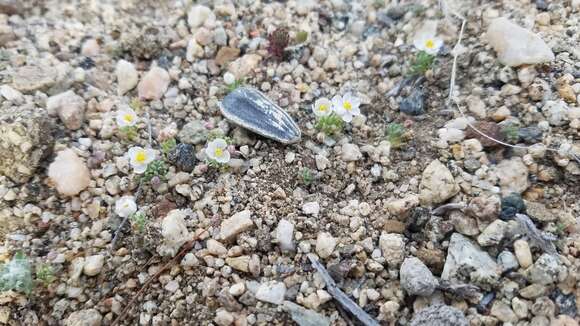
(295, 30, 308, 44)
(501, 124, 520, 144)
(130, 211, 148, 232)
(409, 50, 435, 76)
(161, 138, 177, 156)
(0, 252, 33, 295)
(141, 159, 168, 183)
(386, 123, 406, 148)
(129, 98, 144, 113)
(119, 125, 139, 141)
(300, 168, 313, 186)
(315, 113, 345, 136)
(35, 263, 55, 286)
(227, 79, 244, 93)
(206, 158, 231, 172)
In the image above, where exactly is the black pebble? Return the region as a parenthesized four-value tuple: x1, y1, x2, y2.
(500, 193, 526, 220)
(168, 143, 196, 172)
(400, 88, 425, 116)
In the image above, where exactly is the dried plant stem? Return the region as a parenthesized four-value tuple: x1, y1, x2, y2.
(111, 240, 195, 326)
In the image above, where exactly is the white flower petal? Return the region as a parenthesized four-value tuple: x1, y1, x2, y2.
(212, 138, 228, 149)
(351, 106, 361, 116)
(144, 148, 156, 164)
(331, 95, 342, 109)
(205, 145, 216, 160)
(133, 164, 147, 174)
(341, 113, 353, 123)
(215, 150, 230, 163)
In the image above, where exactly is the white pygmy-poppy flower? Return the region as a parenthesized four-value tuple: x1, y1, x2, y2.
(205, 138, 230, 163)
(128, 146, 156, 174)
(223, 72, 236, 85)
(413, 35, 443, 55)
(332, 93, 361, 123)
(115, 196, 137, 218)
(312, 97, 332, 117)
(116, 107, 138, 127)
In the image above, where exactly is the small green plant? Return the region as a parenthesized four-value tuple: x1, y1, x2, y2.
(501, 124, 520, 144)
(315, 113, 345, 135)
(35, 263, 55, 286)
(130, 211, 148, 232)
(119, 125, 139, 141)
(227, 79, 244, 93)
(386, 123, 406, 148)
(409, 51, 435, 76)
(0, 252, 33, 294)
(141, 159, 168, 183)
(295, 30, 308, 44)
(161, 138, 177, 156)
(300, 168, 313, 186)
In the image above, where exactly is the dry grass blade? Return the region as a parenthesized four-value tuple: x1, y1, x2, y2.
(307, 254, 380, 326)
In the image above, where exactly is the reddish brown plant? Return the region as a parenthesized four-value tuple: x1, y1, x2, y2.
(267, 27, 289, 61)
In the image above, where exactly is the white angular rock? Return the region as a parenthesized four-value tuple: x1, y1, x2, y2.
(379, 233, 405, 266)
(83, 255, 105, 277)
(206, 239, 227, 257)
(495, 157, 529, 195)
(255, 281, 286, 305)
(441, 233, 500, 289)
(219, 210, 254, 241)
(275, 219, 295, 252)
(341, 143, 362, 161)
(315, 232, 336, 259)
(543, 100, 569, 126)
(486, 17, 554, 67)
(65, 309, 102, 326)
(0, 85, 23, 101)
(419, 160, 459, 205)
(48, 149, 91, 196)
(137, 66, 170, 100)
(158, 209, 191, 257)
(302, 202, 320, 216)
(115, 59, 138, 95)
(46, 90, 86, 130)
(187, 5, 215, 29)
(477, 220, 508, 246)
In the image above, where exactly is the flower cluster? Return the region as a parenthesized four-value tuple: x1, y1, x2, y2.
(312, 93, 361, 135)
(313, 93, 361, 122)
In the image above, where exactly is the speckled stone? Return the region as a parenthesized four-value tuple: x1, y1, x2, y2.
(220, 87, 301, 144)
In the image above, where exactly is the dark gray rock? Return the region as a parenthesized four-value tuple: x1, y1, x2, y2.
(168, 143, 196, 172)
(220, 87, 301, 144)
(400, 257, 438, 296)
(550, 288, 577, 317)
(400, 88, 425, 116)
(410, 305, 468, 326)
(518, 126, 543, 143)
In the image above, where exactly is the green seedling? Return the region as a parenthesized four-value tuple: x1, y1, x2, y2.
(300, 168, 313, 186)
(501, 124, 520, 144)
(35, 263, 55, 286)
(161, 138, 177, 156)
(141, 160, 168, 183)
(315, 113, 345, 136)
(130, 211, 148, 232)
(409, 50, 435, 76)
(386, 123, 406, 148)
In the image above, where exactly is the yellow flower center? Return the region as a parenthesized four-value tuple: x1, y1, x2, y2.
(123, 114, 134, 123)
(135, 151, 147, 163)
(343, 101, 352, 111)
(425, 39, 435, 49)
(214, 148, 223, 157)
(319, 104, 328, 112)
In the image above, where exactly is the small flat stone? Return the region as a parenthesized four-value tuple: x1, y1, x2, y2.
(138, 66, 170, 100)
(255, 281, 286, 305)
(219, 210, 254, 241)
(220, 87, 301, 144)
(486, 17, 554, 67)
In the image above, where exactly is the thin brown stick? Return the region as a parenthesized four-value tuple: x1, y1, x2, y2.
(111, 240, 196, 326)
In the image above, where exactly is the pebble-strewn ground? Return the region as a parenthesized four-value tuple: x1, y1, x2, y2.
(0, 0, 579, 325)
